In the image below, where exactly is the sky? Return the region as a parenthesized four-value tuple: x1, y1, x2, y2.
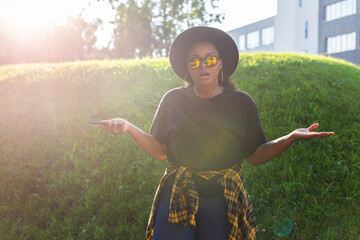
(0, 0, 278, 48)
(210, 0, 277, 31)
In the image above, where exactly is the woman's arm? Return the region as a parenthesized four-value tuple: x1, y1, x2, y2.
(96, 119, 167, 161)
(245, 123, 334, 166)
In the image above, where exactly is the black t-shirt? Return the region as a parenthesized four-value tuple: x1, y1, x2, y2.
(150, 86, 266, 196)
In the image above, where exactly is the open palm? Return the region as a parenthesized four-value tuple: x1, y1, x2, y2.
(292, 123, 335, 140)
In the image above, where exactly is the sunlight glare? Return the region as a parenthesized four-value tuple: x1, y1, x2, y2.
(0, 0, 85, 35)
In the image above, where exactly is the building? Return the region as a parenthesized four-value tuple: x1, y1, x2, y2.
(227, 0, 360, 65)
(319, 0, 360, 64)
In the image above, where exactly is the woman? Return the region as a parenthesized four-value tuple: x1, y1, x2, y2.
(96, 27, 334, 240)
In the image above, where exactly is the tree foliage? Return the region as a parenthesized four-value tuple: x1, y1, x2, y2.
(0, 0, 223, 64)
(108, 0, 224, 58)
(112, 0, 154, 58)
(0, 14, 102, 65)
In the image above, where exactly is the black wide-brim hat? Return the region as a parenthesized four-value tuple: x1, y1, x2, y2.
(169, 26, 239, 82)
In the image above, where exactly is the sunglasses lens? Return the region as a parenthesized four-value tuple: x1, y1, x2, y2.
(205, 56, 217, 67)
(188, 56, 218, 69)
(188, 58, 200, 69)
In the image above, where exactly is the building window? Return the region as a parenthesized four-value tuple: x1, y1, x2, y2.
(325, 0, 357, 21)
(305, 21, 308, 39)
(261, 27, 274, 45)
(239, 35, 246, 52)
(327, 32, 356, 54)
(247, 31, 260, 49)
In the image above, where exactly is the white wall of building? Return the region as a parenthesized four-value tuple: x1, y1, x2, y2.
(275, 0, 319, 54)
(274, 0, 296, 52)
(294, 0, 319, 54)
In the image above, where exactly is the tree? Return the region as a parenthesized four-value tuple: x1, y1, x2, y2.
(0, 10, 102, 65)
(106, 0, 224, 58)
(66, 16, 103, 59)
(112, 0, 154, 58)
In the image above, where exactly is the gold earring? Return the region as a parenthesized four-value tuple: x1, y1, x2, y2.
(219, 70, 224, 84)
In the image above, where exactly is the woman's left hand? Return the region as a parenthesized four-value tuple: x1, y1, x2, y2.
(291, 123, 335, 141)
(245, 123, 335, 166)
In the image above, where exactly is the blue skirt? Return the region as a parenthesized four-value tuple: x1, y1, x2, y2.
(152, 177, 229, 240)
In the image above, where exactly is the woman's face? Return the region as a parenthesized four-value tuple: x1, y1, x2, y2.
(186, 42, 222, 88)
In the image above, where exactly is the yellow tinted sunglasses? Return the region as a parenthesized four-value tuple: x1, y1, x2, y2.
(187, 55, 220, 69)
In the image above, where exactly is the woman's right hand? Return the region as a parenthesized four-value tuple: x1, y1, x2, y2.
(96, 118, 130, 135)
(96, 118, 166, 160)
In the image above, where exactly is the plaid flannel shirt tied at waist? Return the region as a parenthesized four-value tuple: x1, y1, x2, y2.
(146, 162, 259, 240)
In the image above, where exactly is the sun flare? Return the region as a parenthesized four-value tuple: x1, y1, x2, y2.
(0, 0, 85, 35)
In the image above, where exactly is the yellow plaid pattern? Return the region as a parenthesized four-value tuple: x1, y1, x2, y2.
(146, 163, 259, 240)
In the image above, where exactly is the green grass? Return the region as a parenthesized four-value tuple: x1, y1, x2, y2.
(0, 53, 359, 239)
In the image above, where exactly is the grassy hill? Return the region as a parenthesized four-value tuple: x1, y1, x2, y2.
(0, 53, 359, 239)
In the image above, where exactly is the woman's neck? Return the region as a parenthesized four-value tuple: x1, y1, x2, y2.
(193, 84, 224, 99)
